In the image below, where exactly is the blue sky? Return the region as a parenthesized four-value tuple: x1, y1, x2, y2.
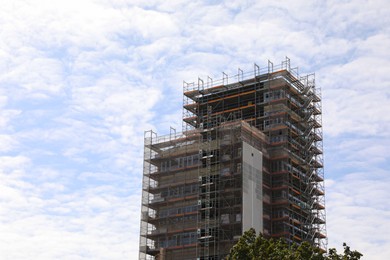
(0, 0, 389, 259)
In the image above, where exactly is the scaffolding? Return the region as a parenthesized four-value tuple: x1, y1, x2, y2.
(140, 58, 327, 260)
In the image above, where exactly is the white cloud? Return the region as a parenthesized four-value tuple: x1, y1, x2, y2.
(0, 154, 140, 259)
(0, 134, 18, 152)
(327, 171, 390, 259)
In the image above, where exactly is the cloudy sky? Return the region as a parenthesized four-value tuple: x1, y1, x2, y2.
(0, 0, 389, 259)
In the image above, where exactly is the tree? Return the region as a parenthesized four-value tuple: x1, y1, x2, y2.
(227, 228, 362, 260)
(327, 243, 363, 260)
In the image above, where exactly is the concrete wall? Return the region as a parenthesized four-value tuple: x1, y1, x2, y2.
(242, 141, 263, 234)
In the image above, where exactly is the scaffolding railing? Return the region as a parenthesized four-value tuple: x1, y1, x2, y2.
(183, 57, 298, 94)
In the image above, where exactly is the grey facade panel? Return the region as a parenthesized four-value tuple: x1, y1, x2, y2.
(242, 141, 263, 234)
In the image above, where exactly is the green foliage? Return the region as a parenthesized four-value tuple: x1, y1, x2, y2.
(327, 243, 363, 260)
(227, 228, 362, 260)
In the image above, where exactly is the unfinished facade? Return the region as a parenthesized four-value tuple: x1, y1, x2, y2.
(139, 58, 326, 260)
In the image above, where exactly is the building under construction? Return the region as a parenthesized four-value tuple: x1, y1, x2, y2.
(139, 58, 326, 260)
